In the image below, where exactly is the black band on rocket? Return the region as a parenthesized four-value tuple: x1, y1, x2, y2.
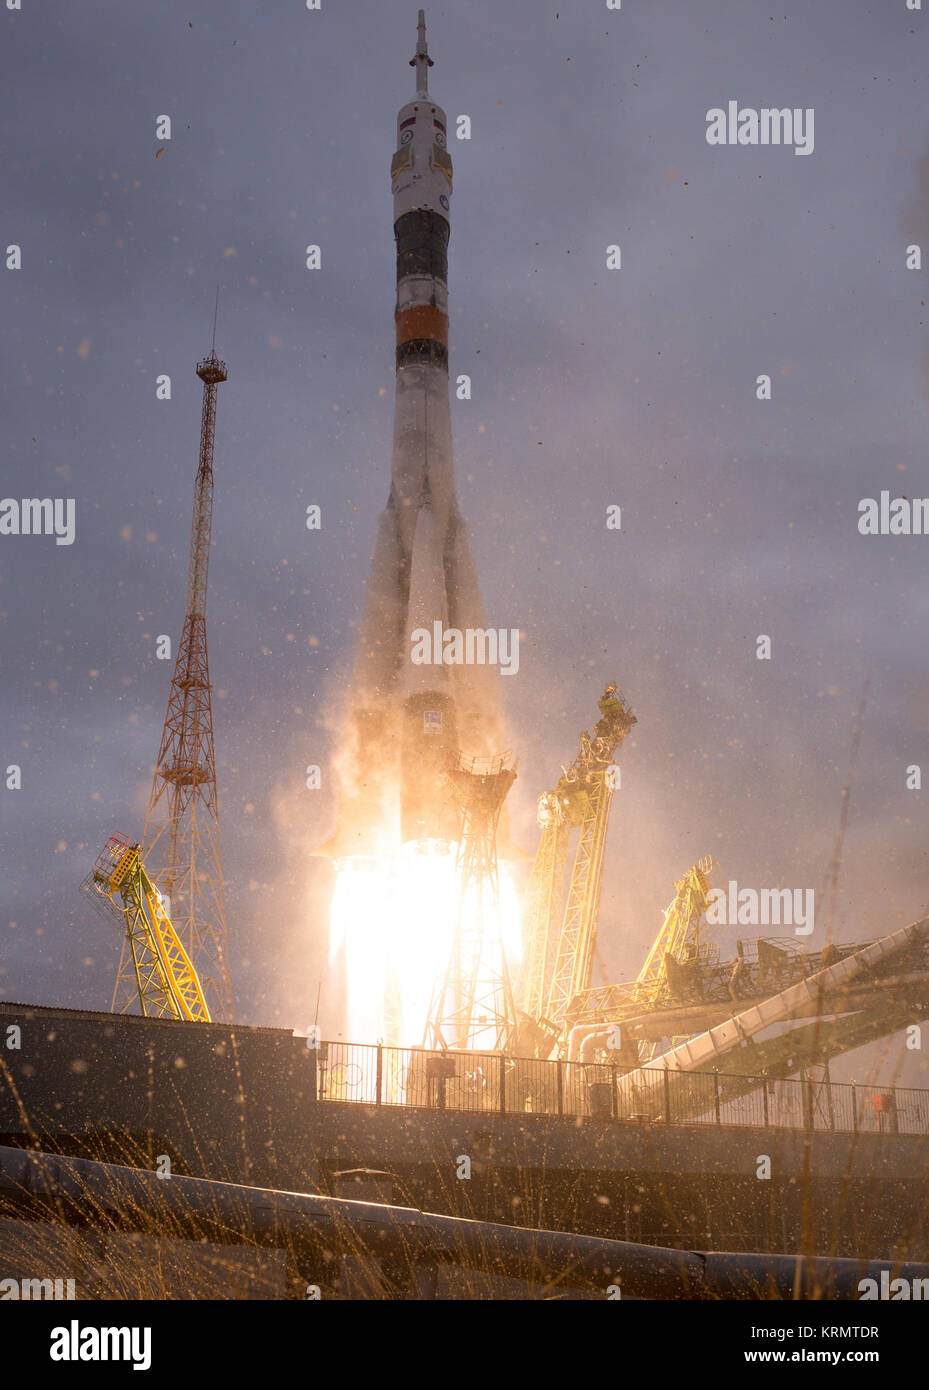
(395, 210, 450, 284)
(396, 340, 449, 369)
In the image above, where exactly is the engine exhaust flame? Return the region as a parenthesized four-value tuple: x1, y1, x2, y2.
(330, 843, 521, 1048)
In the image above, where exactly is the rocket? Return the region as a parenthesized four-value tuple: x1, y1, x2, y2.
(321, 11, 507, 856)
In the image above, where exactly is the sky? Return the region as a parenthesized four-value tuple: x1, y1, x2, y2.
(1, 0, 928, 1085)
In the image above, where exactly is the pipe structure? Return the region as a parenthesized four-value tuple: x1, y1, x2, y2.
(579, 1028, 617, 1063)
(566, 1022, 613, 1063)
(619, 917, 929, 1101)
(575, 970, 929, 1045)
(1, 1145, 925, 1300)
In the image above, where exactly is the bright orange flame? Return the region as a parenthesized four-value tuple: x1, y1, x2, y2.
(328, 858, 391, 1043)
(330, 844, 522, 1047)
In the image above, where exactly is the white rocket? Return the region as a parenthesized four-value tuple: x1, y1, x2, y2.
(321, 11, 506, 856)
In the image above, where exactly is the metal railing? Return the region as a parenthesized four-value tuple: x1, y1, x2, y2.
(311, 1041, 929, 1136)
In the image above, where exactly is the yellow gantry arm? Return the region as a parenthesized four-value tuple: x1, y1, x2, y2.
(138, 865, 212, 1022)
(519, 811, 569, 1019)
(519, 686, 636, 1049)
(87, 838, 211, 1023)
(634, 857, 713, 1006)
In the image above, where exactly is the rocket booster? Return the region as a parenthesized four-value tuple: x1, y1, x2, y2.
(321, 12, 505, 856)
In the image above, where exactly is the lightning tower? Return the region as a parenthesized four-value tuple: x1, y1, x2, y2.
(113, 316, 232, 1020)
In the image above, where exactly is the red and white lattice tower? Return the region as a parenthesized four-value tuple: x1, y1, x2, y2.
(112, 341, 232, 1020)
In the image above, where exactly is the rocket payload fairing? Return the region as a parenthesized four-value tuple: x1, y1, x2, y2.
(322, 11, 506, 855)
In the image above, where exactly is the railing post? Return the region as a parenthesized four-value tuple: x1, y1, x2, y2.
(762, 1071, 770, 1129)
(663, 1066, 672, 1125)
(611, 1063, 617, 1120)
(308, 1042, 318, 1101)
(556, 1059, 564, 1117)
(713, 1069, 721, 1126)
(499, 1055, 507, 1116)
(375, 1042, 383, 1107)
(802, 1072, 813, 1131)
(851, 1079, 858, 1134)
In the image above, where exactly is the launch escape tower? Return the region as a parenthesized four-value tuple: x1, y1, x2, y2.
(425, 751, 519, 1051)
(112, 334, 232, 1021)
